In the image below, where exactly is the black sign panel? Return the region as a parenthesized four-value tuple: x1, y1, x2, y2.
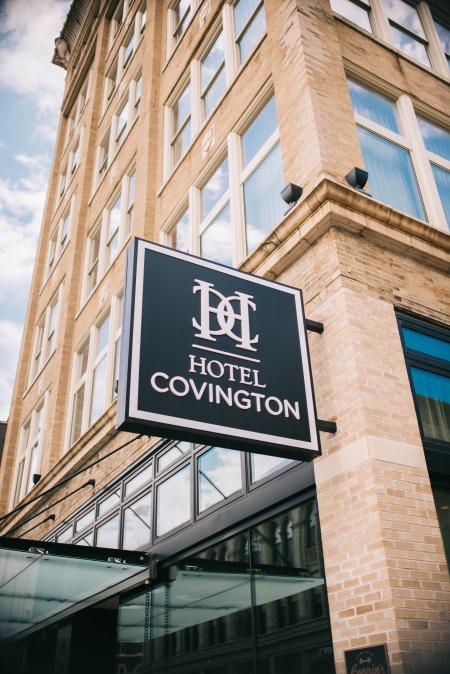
(117, 239, 320, 460)
(345, 645, 391, 674)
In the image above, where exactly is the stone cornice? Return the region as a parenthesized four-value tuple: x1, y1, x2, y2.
(241, 178, 450, 280)
(52, 0, 99, 70)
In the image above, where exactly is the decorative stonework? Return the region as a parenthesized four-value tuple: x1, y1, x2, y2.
(53, 37, 71, 70)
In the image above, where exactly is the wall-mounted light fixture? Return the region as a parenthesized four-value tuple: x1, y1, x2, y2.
(281, 182, 303, 214)
(345, 167, 370, 194)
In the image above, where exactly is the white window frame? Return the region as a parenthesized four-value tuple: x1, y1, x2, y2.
(331, 0, 449, 79)
(83, 167, 136, 301)
(29, 284, 63, 384)
(347, 75, 449, 231)
(59, 128, 84, 203)
(163, 3, 267, 178)
(45, 195, 75, 280)
(167, 0, 198, 56)
(162, 86, 282, 265)
(65, 294, 123, 450)
(64, 69, 91, 148)
(10, 393, 48, 507)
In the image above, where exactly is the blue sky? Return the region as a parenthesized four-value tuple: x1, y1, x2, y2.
(0, 0, 70, 419)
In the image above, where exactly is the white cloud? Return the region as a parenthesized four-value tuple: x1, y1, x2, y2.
(0, 0, 68, 116)
(0, 320, 24, 420)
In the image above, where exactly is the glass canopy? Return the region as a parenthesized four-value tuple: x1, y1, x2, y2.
(0, 537, 148, 643)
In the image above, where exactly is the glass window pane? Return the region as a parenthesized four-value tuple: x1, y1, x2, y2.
(382, 0, 425, 37)
(330, 0, 372, 32)
(172, 84, 190, 135)
(173, 120, 191, 163)
(390, 25, 430, 66)
(244, 142, 285, 254)
(203, 68, 226, 118)
(90, 355, 107, 424)
(200, 202, 233, 265)
(123, 492, 152, 549)
(158, 441, 191, 472)
(432, 486, 450, 568)
(96, 514, 120, 548)
(198, 446, 242, 512)
(26, 443, 40, 492)
(358, 127, 426, 220)
(97, 314, 110, 354)
(234, 0, 261, 36)
(168, 210, 190, 252)
(156, 465, 190, 536)
(402, 327, 450, 362)
(237, 5, 265, 62)
(125, 464, 152, 496)
(411, 367, 450, 443)
(75, 532, 94, 546)
(202, 159, 229, 219)
(201, 32, 224, 91)
(348, 79, 398, 132)
(70, 383, 85, 444)
(434, 20, 450, 58)
(57, 527, 72, 543)
(99, 488, 121, 515)
(417, 117, 450, 161)
(431, 164, 450, 229)
(13, 459, 25, 505)
(251, 454, 295, 482)
(75, 508, 95, 533)
(242, 97, 278, 165)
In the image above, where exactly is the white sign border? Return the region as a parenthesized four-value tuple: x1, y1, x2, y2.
(127, 240, 320, 454)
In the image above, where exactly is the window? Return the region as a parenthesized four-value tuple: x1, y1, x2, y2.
(64, 70, 91, 146)
(157, 441, 191, 473)
(163, 92, 285, 264)
(111, 0, 125, 41)
(122, 28, 135, 69)
(331, 1, 449, 77)
(134, 73, 142, 112)
(201, 31, 226, 119)
(59, 167, 67, 198)
(46, 196, 74, 278)
(96, 129, 111, 186)
(115, 99, 129, 148)
(156, 465, 191, 536)
(111, 293, 123, 400)
(348, 78, 426, 220)
(12, 397, 47, 506)
(198, 447, 242, 512)
(29, 285, 62, 382)
(169, 0, 193, 52)
(68, 294, 123, 447)
(104, 59, 118, 108)
(233, 0, 266, 63)
(70, 132, 82, 175)
(417, 116, 450, 229)
(123, 492, 152, 549)
(170, 82, 191, 165)
(167, 209, 190, 252)
(382, 0, 430, 66)
(84, 168, 135, 298)
(399, 315, 450, 448)
(330, 0, 372, 32)
(250, 454, 296, 483)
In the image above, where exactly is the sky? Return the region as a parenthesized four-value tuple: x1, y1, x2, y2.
(0, 0, 70, 419)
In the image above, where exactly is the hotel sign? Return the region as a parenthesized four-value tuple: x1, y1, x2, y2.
(117, 239, 320, 460)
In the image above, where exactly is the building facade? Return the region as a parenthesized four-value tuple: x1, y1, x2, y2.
(0, 1, 449, 673)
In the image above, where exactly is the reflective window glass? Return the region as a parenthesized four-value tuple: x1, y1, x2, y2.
(201, 159, 229, 219)
(97, 514, 120, 548)
(382, 0, 424, 36)
(431, 164, 450, 229)
(125, 464, 152, 496)
(348, 79, 398, 132)
(250, 454, 295, 482)
(198, 446, 242, 512)
(358, 127, 425, 220)
(99, 488, 121, 515)
(75, 532, 94, 546)
(432, 485, 450, 569)
(200, 203, 233, 265)
(402, 328, 450, 362)
(434, 20, 450, 67)
(57, 527, 72, 543)
(242, 97, 278, 165)
(330, 0, 372, 32)
(244, 142, 285, 253)
(157, 441, 191, 472)
(410, 367, 450, 443)
(201, 32, 225, 118)
(156, 465, 190, 536)
(75, 508, 95, 532)
(168, 210, 190, 252)
(390, 25, 430, 65)
(123, 492, 152, 549)
(234, 0, 266, 63)
(417, 117, 450, 161)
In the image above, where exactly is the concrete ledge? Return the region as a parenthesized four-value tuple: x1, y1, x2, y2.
(314, 434, 427, 485)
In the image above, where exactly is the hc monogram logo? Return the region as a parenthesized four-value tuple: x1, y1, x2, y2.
(192, 279, 259, 352)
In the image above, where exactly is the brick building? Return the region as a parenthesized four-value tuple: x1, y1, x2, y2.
(0, 1, 449, 673)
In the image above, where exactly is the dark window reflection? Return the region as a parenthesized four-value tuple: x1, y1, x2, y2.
(114, 500, 334, 673)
